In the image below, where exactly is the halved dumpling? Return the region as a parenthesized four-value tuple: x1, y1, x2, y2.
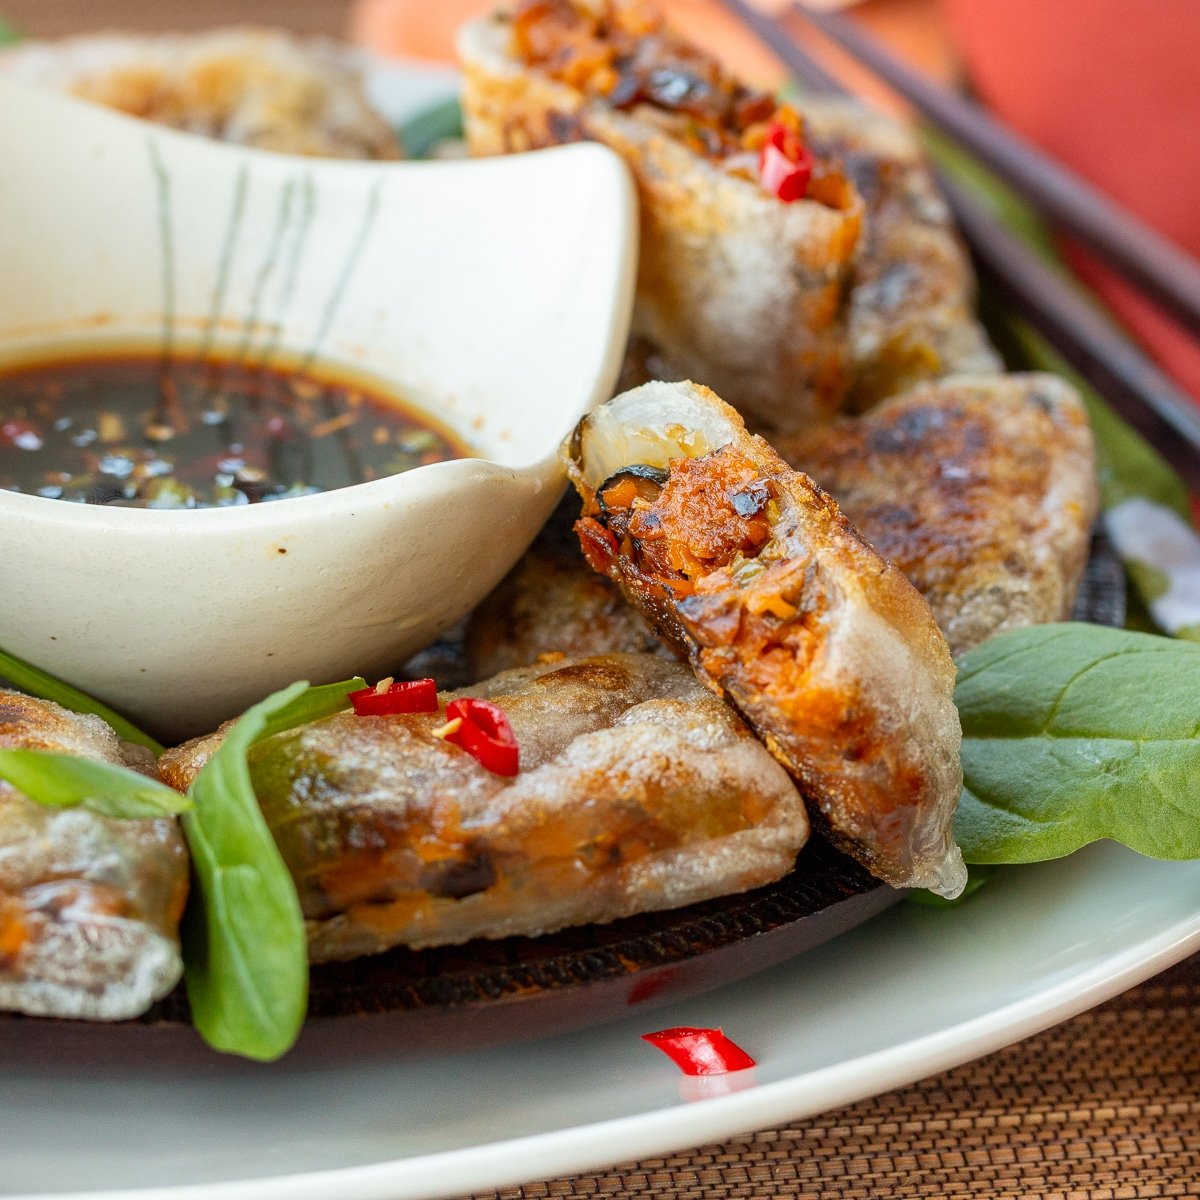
(566, 380, 966, 897)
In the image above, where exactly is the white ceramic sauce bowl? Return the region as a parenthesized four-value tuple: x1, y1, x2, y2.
(0, 78, 637, 740)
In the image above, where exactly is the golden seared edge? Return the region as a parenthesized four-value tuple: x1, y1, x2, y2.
(457, 12, 862, 432)
(800, 98, 1001, 410)
(0, 691, 188, 1020)
(567, 381, 966, 898)
(778, 372, 1099, 656)
(161, 654, 809, 959)
(0, 28, 403, 159)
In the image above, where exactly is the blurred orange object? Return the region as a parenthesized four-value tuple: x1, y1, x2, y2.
(350, 0, 957, 113)
(350, 0, 484, 62)
(351, 0, 787, 84)
(945, 0, 1200, 404)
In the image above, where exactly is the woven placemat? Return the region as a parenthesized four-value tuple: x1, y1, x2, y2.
(467, 954, 1200, 1200)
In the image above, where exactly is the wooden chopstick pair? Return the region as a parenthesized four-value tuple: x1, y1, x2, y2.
(719, 0, 1200, 492)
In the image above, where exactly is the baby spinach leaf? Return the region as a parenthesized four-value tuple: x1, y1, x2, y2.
(0, 750, 191, 819)
(182, 676, 363, 1061)
(954, 624, 1200, 864)
(0, 646, 163, 755)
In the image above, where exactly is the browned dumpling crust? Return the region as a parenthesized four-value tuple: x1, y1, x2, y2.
(801, 98, 1001, 409)
(776, 373, 1099, 656)
(0, 691, 189, 1020)
(160, 654, 809, 960)
(0, 28, 403, 159)
(566, 381, 966, 897)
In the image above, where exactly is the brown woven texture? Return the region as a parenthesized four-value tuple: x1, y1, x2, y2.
(467, 954, 1200, 1200)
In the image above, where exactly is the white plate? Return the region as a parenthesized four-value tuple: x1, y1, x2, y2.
(5, 843, 1200, 1200)
(4, 57, 1198, 1200)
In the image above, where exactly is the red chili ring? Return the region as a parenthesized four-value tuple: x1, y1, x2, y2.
(443, 697, 520, 776)
(350, 678, 439, 717)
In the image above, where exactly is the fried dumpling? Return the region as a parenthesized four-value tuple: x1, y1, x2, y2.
(776, 373, 1099, 656)
(0, 27, 403, 159)
(566, 381, 966, 897)
(0, 691, 189, 1020)
(458, 0, 863, 431)
(801, 97, 1001, 409)
(160, 654, 809, 959)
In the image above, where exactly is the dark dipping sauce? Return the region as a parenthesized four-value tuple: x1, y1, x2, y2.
(0, 353, 468, 508)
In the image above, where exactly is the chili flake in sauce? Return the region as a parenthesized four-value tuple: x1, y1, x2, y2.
(0, 352, 467, 508)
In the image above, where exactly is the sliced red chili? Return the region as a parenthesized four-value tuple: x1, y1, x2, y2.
(349, 678, 438, 717)
(759, 120, 813, 202)
(640, 1026, 756, 1076)
(442, 697, 520, 776)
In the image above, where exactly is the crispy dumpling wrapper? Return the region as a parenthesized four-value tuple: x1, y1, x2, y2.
(777, 372, 1099, 657)
(566, 381, 966, 898)
(161, 654, 810, 959)
(0, 691, 188, 1020)
(800, 97, 1001, 409)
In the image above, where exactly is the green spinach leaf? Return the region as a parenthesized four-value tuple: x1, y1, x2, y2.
(182, 676, 363, 1061)
(954, 624, 1200, 864)
(0, 647, 163, 755)
(0, 750, 190, 819)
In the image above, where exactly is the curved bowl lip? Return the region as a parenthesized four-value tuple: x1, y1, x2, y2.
(0, 85, 639, 536)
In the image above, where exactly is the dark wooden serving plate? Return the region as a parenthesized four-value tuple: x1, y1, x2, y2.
(0, 530, 1126, 1061)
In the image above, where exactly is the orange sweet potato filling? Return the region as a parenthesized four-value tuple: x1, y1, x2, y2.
(0, 897, 28, 967)
(509, 0, 852, 206)
(315, 764, 764, 934)
(600, 450, 775, 581)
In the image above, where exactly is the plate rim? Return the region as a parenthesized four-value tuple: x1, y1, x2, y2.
(8, 856, 1200, 1200)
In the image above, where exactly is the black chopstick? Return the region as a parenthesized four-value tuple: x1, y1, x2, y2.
(792, 2, 1200, 341)
(717, 0, 1200, 491)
